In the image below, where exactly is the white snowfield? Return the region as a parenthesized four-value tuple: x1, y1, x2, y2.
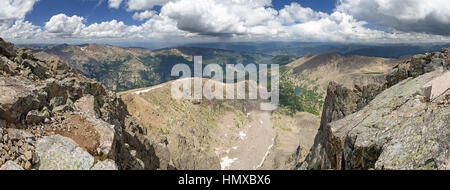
(133, 77, 193, 95)
(134, 84, 166, 95)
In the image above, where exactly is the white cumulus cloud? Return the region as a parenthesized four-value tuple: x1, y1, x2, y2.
(82, 20, 141, 38)
(108, 0, 123, 9)
(0, 20, 42, 40)
(44, 14, 86, 36)
(278, 2, 327, 24)
(0, 0, 39, 24)
(132, 10, 157, 21)
(126, 0, 172, 11)
(160, 0, 277, 36)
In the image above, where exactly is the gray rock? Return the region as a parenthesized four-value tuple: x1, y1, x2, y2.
(86, 116, 115, 157)
(21, 59, 49, 79)
(301, 70, 449, 170)
(32, 151, 40, 165)
(49, 60, 70, 75)
(0, 38, 16, 58)
(90, 159, 118, 170)
(0, 160, 24, 170)
(0, 77, 38, 123)
(6, 128, 34, 141)
(35, 135, 95, 170)
(300, 49, 450, 170)
(74, 95, 97, 116)
(420, 71, 450, 101)
(0, 120, 5, 128)
(49, 96, 66, 108)
(0, 38, 195, 171)
(25, 110, 47, 124)
(425, 58, 444, 73)
(0, 56, 18, 75)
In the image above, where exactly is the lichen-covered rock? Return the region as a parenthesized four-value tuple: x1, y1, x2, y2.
(331, 70, 448, 169)
(300, 48, 450, 170)
(0, 161, 24, 170)
(91, 159, 118, 170)
(386, 49, 449, 87)
(35, 135, 95, 170)
(301, 70, 449, 170)
(26, 110, 49, 124)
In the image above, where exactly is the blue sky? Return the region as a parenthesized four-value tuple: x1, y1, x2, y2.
(1, 0, 450, 43)
(25, 0, 142, 26)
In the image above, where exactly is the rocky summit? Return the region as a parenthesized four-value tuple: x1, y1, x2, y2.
(0, 38, 174, 170)
(298, 48, 450, 170)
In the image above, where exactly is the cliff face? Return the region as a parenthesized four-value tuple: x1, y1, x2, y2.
(0, 38, 171, 170)
(299, 48, 450, 170)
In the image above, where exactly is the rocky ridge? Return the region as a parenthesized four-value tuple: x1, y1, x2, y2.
(0, 38, 172, 170)
(298, 48, 450, 170)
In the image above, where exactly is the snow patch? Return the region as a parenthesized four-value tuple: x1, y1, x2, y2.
(134, 84, 165, 95)
(239, 131, 247, 140)
(221, 156, 238, 170)
(255, 137, 275, 169)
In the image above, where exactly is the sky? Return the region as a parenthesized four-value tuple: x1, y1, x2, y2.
(1, 0, 450, 44)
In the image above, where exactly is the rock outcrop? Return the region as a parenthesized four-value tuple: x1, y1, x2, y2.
(299, 48, 450, 170)
(0, 160, 24, 170)
(0, 38, 170, 170)
(36, 135, 95, 170)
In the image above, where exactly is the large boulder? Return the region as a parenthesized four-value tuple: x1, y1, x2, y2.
(91, 159, 118, 170)
(21, 59, 50, 79)
(86, 116, 115, 157)
(0, 56, 18, 75)
(0, 38, 16, 58)
(421, 71, 450, 101)
(49, 60, 71, 75)
(35, 135, 95, 170)
(26, 110, 49, 124)
(0, 77, 39, 123)
(0, 161, 24, 170)
(74, 95, 97, 116)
